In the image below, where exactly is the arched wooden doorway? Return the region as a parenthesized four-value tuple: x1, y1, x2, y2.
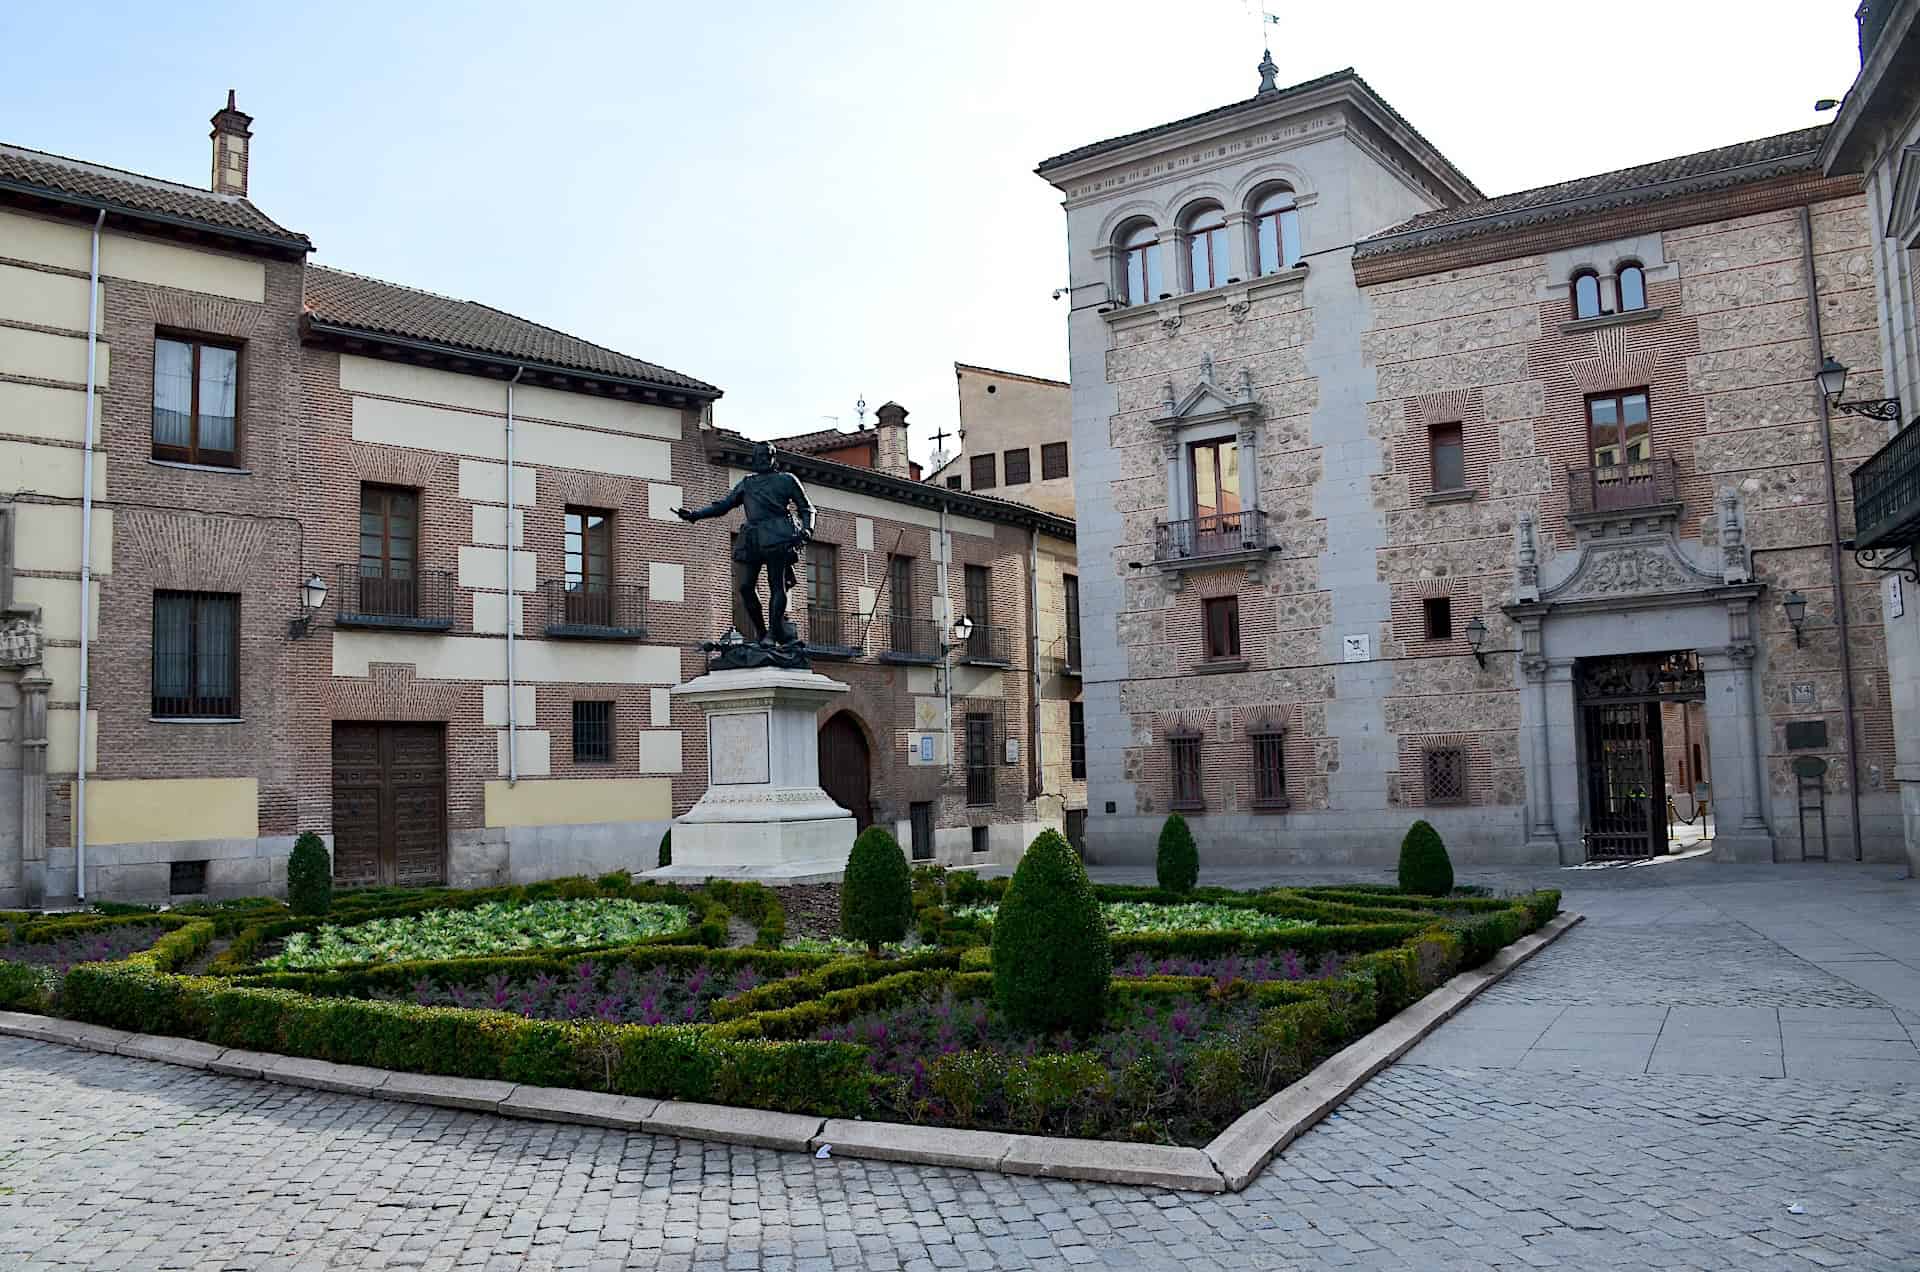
(818, 711, 873, 830)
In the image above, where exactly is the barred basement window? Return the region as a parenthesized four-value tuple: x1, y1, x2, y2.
(573, 700, 614, 764)
(1169, 732, 1204, 811)
(1424, 746, 1468, 806)
(1250, 728, 1289, 809)
(971, 825, 990, 854)
(170, 860, 208, 896)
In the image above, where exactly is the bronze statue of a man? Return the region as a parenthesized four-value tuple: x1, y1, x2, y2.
(675, 441, 816, 654)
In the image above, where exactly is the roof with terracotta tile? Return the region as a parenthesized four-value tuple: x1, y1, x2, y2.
(0, 142, 310, 249)
(767, 426, 878, 456)
(1355, 126, 1830, 258)
(304, 266, 720, 396)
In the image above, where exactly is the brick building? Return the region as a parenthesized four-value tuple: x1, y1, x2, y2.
(1044, 61, 1905, 867)
(0, 98, 1081, 905)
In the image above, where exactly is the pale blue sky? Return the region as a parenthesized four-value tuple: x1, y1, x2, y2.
(0, 1, 1865, 465)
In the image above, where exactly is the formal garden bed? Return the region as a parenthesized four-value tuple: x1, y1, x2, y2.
(0, 820, 1560, 1159)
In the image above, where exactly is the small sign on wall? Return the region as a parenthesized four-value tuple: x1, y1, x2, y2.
(1889, 574, 1905, 620)
(1790, 681, 1818, 708)
(907, 732, 942, 766)
(1342, 634, 1371, 662)
(1004, 737, 1021, 766)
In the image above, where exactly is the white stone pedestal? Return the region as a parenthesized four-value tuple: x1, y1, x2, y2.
(646, 667, 854, 885)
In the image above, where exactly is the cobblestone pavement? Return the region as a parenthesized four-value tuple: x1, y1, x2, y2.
(4, 859, 1919, 1270)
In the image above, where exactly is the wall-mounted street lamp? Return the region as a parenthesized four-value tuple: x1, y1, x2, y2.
(1782, 589, 1809, 648)
(1464, 616, 1489, 668)
(1815, 355, 1903, 422)
(288, 572, 328, 639)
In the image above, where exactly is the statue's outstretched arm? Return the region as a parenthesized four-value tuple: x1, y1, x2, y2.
(675, 480, 745, 523)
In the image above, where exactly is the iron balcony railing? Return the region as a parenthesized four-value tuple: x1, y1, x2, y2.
(1567, 458, 1678, 517)
(334, 564, 455, 631)
(959, 623, 1012, 666)
(805, 606, 865, 658)
(540, 579, 647, 639)
(1851, 420, 1920, 554)
(879, 614, 941, 664)
(1153, 508, 1268, 562)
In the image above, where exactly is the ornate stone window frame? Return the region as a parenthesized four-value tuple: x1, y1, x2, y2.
(1148, 356, 1275, 585)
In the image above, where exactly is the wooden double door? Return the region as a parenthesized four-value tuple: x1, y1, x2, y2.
(331, 722, 448, 887)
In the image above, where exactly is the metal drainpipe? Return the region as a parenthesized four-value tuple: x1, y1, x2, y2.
(74, 209, 104, 901)
(505, 366, 525, 786)
(940, 500, 953, 769)
(1027, 526, 1042, 804)
(1797, 204, 1865, 862)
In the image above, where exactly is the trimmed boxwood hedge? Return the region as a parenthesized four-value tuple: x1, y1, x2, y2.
(15, 870, 1561, 1144)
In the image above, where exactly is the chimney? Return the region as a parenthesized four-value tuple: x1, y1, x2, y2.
(209, 90, 253, 196)
(874, 401, 911, 477)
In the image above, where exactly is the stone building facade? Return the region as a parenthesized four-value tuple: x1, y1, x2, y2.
(1043, 65, 1906, 866)
(928, 364, 1076, 517)
(0, 99, 1079, 904)
(1821, 0, 1920, 876)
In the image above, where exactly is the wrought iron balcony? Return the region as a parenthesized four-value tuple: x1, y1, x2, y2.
(1567, 458, 1679, 517)
(959, 623, 1012, 667)
(878, 614, 941, 664)
(804, 606, 865, 660)
(1851, 420, 1920, 555)
(540, 579, 647, 640)
(1153, 509, 1269, 563)
(334, 564, 455, 632)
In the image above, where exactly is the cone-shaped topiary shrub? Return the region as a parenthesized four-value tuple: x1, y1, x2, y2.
(1156, 812, 1199, 894)
(841, 826, 913, 957)
(1398, 819, 1454, 896)
(993, 829, 1111, 1034)
(658, 828, 672, 869)
(287, 832, 332, 916)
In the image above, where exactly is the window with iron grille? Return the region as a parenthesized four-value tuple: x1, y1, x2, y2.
(1423, 596, 1453, 641)
(1004, 448, 1031, 485)
(970, 453, 997, 489)
(169, 859, 208, 896)
(152, 591, 239, 718)
(1169, 732, 1204, 810)
(970, 825, 990, 854)
(1429, 421, 1464, 492)
(965, 712, 995, 806)
(1203, 596, 1240, 660)
(1069, 702, 1086, 780)
(152, 334, 241, 466)
(1251, 728, 1289, 809)
(1041, 441, 1069, 481)
(573, 700, 615, 764)
(1424, 746, 1468, 805)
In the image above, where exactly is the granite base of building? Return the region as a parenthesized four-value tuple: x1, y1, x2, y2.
(1081, 809, 1538, 870)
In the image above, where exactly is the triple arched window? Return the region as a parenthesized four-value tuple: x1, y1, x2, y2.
(1570, 261, 1648, 320)
(1114, 185, 1305, 305)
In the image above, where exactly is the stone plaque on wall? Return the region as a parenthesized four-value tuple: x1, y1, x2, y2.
(0, 618, 39, 667)
(1789, 681, 1817, 708)
(1784, 720, 1828, 751)
(708, 711, 771, 785)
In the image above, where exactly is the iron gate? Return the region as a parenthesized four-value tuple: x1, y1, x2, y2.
(1575, 651, 1704, 861)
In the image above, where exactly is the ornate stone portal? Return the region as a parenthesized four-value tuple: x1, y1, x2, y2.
(648, 668, 855, 883)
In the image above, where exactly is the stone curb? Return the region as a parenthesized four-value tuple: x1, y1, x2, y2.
(1204, 911, 1586, 1190)
(0, 913, 1581, 1196)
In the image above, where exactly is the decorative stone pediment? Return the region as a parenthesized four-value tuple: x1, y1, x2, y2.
(1541, 534, 1725, 603)
(1151, 352, 1262, 431)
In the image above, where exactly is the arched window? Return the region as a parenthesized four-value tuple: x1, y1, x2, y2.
(1571, 270, 1602, 320)
(1119, 222, 1163, 306)
(1252, 187, 1302, 275)
(1184, 203, 1229, 291)
(1617, 261, 1647, 312)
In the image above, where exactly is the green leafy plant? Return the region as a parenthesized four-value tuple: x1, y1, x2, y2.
(841, 827, 913, 958)
(258, 898, 690, 970)
(992, 829, 1111, 1034)
(659, 829, 672, 869)
(1156, 813, 1198, 895)
(1397, 820, 1454, 897)
(287, 832, 332, 916)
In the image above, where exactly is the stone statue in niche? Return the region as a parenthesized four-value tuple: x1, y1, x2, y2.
(675, 441, 816, 670)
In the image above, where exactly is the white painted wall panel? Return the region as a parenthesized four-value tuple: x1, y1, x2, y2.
(470, 504, 525, 546)
(458, 545, 536, 592)
(470, 591, 526, 635)
(333, 632, 681, 684)
(483, 683, 538, 728)
(649, 686, 673, 727)
(0, 263, 97, 330)
(456, 458, 537, 506)
(497, 729, 553, 778)
(0, 326, 109, 386)
(0, 381, 96, 445)
(648, 482, 683, 521)
(354, 396, 671, 479)
(648, 561, 684, 604)
(103, 232, 265, 302)
(634, 730, 683, 774)
(339, 354, 682, 440)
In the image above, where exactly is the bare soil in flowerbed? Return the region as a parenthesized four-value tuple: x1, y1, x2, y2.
(380, 959, 779, 1026)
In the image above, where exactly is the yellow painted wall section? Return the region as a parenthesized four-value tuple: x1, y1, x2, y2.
(351, 397, 672, 480)
(0, 380, 98, 445)
(46, 708, 97, 774)
(0, 438, 106, 499)
(339, 355, 681, 440)
(102, 232, 266, 303)
(76, 777, 260, 845)
(0, 326, 110, 386)
(484, 777, 673, 828)
(0, 208, 92, 271)
(0, 262, 98, 331)
(13, 504, 112, 574)
(12, 577, 98, 642)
